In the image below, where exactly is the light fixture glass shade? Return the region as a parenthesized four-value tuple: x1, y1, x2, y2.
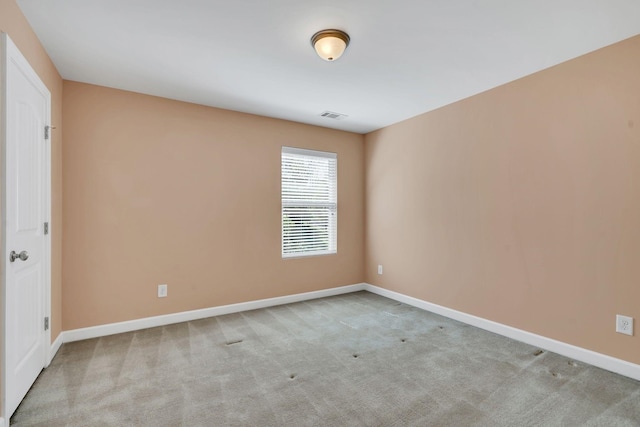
(311, 29, 350, 61)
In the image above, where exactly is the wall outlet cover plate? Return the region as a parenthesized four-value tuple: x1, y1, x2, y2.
(616, 314, 633, 336)
(158, 284, 168, 298)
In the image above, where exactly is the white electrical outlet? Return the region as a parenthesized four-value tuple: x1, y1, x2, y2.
(158, 284, 168, 298)
(616, 315, 633, 336)
(377, 265, 383, 275)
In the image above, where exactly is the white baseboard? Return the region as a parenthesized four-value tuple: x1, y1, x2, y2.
(364, 283, 640, 381)
(48, 332, 64, 366)
(53, 281, 640, 382)
(0, 416, 4, 427)
(62, 283, 366, 343)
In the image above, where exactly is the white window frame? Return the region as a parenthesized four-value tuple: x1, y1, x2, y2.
(281, 146, 337, 258)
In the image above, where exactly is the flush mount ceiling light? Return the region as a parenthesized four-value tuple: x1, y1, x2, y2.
(311, 29, 350, 61)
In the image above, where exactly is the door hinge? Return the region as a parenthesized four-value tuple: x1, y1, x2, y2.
(44, 222, 49, 235)
(44, 125, 50, 140)
(44, 316, 49, 331)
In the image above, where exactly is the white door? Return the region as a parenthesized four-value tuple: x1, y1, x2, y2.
(2, 33, 51, 420)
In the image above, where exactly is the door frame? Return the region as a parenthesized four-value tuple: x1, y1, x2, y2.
(0, 32, 52, 422)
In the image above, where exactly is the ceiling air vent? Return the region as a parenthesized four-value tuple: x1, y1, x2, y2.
(319, 111, 348, 120)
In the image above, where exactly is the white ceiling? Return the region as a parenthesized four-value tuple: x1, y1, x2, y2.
(17, 0, 640, 134)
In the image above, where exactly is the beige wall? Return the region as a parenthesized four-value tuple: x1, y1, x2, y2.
(1, 0, 63, 414)
(62, 81, 364, 330)
(365, 35, 640, 364)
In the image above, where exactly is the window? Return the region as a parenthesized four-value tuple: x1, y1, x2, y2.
(281, 147, 337, 258)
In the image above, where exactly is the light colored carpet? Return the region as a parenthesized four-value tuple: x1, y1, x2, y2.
(11, 291, 640, 426)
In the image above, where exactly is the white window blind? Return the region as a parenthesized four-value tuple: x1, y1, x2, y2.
(282, 147, 337, 258)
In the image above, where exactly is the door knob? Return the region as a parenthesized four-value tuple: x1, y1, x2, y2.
(9, 250, 29, 262)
